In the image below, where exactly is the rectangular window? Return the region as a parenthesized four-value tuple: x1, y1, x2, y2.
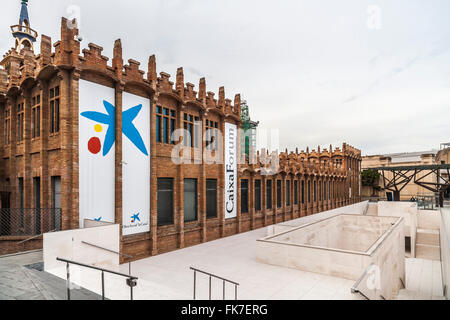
(324, 181, 327, 201)
(314, 180, 317, 202)
(308, 180, 311, 203)
(49, 86, 60, 134)
(329, 181, 331, 200)
(32, 94, 41, 138)
(206, 179, 217, 218)
(319, 181, 322, 201)
(157, 178, 174, 226)
(19, 178, 24, 227)
(294, 180, 298, 205)
(156, 106, 176, 144)
(301, 180, 305, 204)
(184, 179, 197, 222)
(183, 113, 200, 148)
(277, 180, 282, 208)
(17, 102, 24, 142)
(33, 177, 41, 234)
(255, 179, 261, 212)
(51, 176, 62, 230)
(206, 120, 219, 150)
(286, 180, 291, 206)
(4, 105, 11, 145)
(266, 180, 272, 209)
(241, 179, 249, 214)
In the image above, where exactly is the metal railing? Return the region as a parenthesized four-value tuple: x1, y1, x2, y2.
(56, 257, 138, 300)
(18, 229, 57, 252)
(81, 240, 133, 275)
(0, 208, 61, 237)
(190, 266, 239, 300)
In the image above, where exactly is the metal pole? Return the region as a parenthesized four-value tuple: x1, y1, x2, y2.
(209, 276, 212, 300)
(193, 271, 196, 300)
(223, 280, 225, 300)
(130, 279, 133, 301)
(66, 262, 71, 300)
(101, 271, 105, 300)
(235, 284, 237, 300)
(129, 261, 131, 276)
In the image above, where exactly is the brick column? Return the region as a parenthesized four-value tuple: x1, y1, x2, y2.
(249, 173, 255, 230)
(114, 82, 124, 254)
(22, 90, 33, 231)
(200, 112, 207, 242)
(273, 176, 277, 224)
(150, 95, 158, 255)
(176, 105, 184, 248)
(262, 176, 267, 226)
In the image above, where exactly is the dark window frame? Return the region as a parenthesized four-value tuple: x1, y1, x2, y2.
(241, 179, 249, 214)
(184, 178, 198, 223)
(157, 178, 174, 226)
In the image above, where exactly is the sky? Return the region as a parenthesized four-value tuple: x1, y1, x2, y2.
(1, 0, 449, 156)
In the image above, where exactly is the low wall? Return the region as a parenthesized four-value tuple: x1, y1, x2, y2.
(267, 201, 369, 236)
(377, 201, 417, 257)
(257, 214, 405, 299)
(440, 207, 450, 300)
(44, 224, 120, 273)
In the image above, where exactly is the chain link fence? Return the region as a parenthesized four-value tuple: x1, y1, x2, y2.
(0, 208, 61, 237)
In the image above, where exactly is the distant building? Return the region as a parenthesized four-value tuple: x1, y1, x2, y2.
(362, 149, 439, 200)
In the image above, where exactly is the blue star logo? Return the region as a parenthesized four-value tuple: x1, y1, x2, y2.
(81, 101, 148, 157)
(131, 213, 140, 223)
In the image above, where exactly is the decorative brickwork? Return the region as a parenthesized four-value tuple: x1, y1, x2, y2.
(0, 16, 361, 259)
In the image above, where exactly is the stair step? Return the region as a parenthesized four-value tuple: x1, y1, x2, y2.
(415, 244, 440, 261)
(395, 289, 445, 300)
(416, 229, 440, 246)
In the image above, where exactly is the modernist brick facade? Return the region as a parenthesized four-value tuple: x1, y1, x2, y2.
(0, 17, 362, 258)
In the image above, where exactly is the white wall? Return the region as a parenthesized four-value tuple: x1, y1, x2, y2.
(440, 207, 450, 300)
(44, 224, 120, 273)
(377, 201, 417, 257)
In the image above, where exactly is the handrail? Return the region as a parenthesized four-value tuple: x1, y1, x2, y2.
(351, 263, 386, 300)
(351, 263, 374, 300)
(56, 257, 138, 300)
(81, 240, 133, 275)
(190, 266, 239, 300)
(18, 229, 56, 252)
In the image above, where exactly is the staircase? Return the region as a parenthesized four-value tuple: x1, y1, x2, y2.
(416, 229, 440, 261)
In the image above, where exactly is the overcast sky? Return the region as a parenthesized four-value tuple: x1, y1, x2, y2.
(1, 0, 449, 155)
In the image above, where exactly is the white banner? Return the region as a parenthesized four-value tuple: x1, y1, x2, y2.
(79, 80, 115, 227)
(224, 122, 237, 219)
(121, 92, 150, 235)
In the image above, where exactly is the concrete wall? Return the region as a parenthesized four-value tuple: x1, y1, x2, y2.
(418, 210, 440, 230)
(267, 201, 369, 236)
(440, 207, 450, 300)
(378, 201, 417, 257)
(44, 224, 120, 273)
(269, 215, 396, 253)
(257, 215, 405, 299)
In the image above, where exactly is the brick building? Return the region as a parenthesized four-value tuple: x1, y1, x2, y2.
(0, 2, 361, 257)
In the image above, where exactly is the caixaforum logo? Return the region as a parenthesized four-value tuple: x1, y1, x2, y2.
(131, 213, 140, 224)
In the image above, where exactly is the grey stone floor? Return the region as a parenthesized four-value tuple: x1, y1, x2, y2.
(0, 250, 102, 300)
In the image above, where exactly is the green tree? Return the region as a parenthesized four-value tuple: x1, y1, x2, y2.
(361, 169, 381, 196)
